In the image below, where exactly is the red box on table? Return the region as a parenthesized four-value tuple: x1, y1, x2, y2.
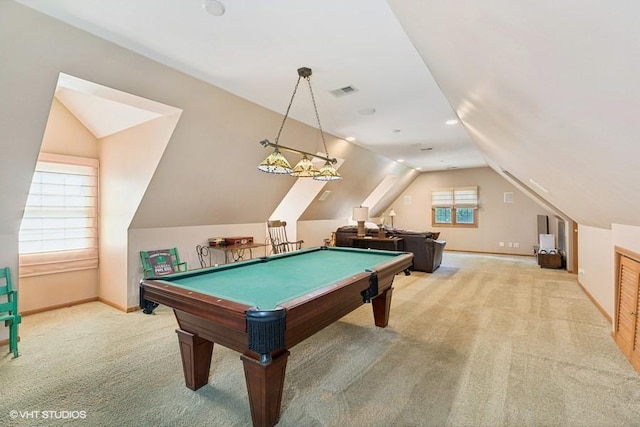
(224, 236, 253, 246)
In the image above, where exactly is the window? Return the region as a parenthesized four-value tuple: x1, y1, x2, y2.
(19, 153, 99, 276)
(431, 186, 478, 227)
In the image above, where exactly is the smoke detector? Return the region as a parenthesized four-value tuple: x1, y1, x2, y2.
(202, 0, 225, 16)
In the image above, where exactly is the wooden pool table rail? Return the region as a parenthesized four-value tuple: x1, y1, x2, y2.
(139, 249, 413, 427)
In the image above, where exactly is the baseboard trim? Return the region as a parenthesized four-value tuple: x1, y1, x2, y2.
(97, 297, 135, 313)
(444, 250, 579, 274)
(21, 297, 99, 316)
(96, 298, 140, 313)
(21, 297, 140, 316)
(577, 278, 612, 324)
(444, 249, 535, 257)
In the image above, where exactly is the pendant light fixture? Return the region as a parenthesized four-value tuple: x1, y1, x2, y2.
(257, 67, 342, 181)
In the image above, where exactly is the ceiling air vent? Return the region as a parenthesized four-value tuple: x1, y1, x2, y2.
(330, 85, 358, 98)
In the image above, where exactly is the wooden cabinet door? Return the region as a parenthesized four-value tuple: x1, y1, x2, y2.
(615, 255, 640, 369)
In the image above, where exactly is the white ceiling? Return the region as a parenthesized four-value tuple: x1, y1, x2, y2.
(16, 0, 486, 172)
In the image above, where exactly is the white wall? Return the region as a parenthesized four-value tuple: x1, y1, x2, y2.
(577, 225, 614, 318)
(298, 219, 346, 248)
(100, 114, 180, 310)
(612, 224, 640, 256)
(388, 167, 557, 255)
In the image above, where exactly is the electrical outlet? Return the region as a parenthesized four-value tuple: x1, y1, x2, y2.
(513, 243, 520, 248)
(507, 242, 513, 247)
(499, 242, 505, 247)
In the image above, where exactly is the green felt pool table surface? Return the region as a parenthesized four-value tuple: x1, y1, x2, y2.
(155, 246, 405, 310)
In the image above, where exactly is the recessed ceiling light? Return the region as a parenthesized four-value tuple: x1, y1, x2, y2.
(446, 119, 459, 125)
(397, 159, 405, 163)
(345, 136, 356, 142)
(415, 167, 422, 170)
(357, 108, 376, 115)
(202, 0, 225, 16)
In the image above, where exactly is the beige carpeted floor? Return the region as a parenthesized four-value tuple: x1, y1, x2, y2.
(2, 252, 640, 426)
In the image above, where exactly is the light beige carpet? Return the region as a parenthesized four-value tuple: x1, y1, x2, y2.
(2, 252, 639, 426)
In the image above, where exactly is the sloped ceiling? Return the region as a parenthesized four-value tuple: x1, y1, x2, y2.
(55, 88, 161, 138)
(15, 0, 486, 172)
(54, 73, 180, 138)
(9, 0, 640, 229)
(387, 0, 640, 228)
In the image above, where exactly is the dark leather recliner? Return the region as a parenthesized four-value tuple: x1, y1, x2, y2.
(389, 231, 446, 273)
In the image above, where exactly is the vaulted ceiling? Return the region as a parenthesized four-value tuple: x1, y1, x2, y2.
(14, 0, 640, 229)
(15, 0, 485, 172)
(387, 0, 640, 229)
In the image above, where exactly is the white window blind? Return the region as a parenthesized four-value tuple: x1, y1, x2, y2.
(454, 186, 478, 207)
(431, 188, 454, 207)
(431, 186, 478, 207)
(19, 153, 99, 277)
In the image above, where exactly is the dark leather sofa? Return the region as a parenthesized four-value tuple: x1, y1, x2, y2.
(334, 226, 446, 273)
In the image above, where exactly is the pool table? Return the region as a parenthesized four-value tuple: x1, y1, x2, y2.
(139, 246, 413, 427)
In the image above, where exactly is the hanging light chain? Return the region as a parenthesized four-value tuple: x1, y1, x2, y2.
(305, 75, 330, 158)
(274, 75, 303, 146)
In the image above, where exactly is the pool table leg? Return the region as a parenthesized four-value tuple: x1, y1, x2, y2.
(372, 287, 393, 327)
(176, 329, 214, 390)
(241, 350, 290, 427)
